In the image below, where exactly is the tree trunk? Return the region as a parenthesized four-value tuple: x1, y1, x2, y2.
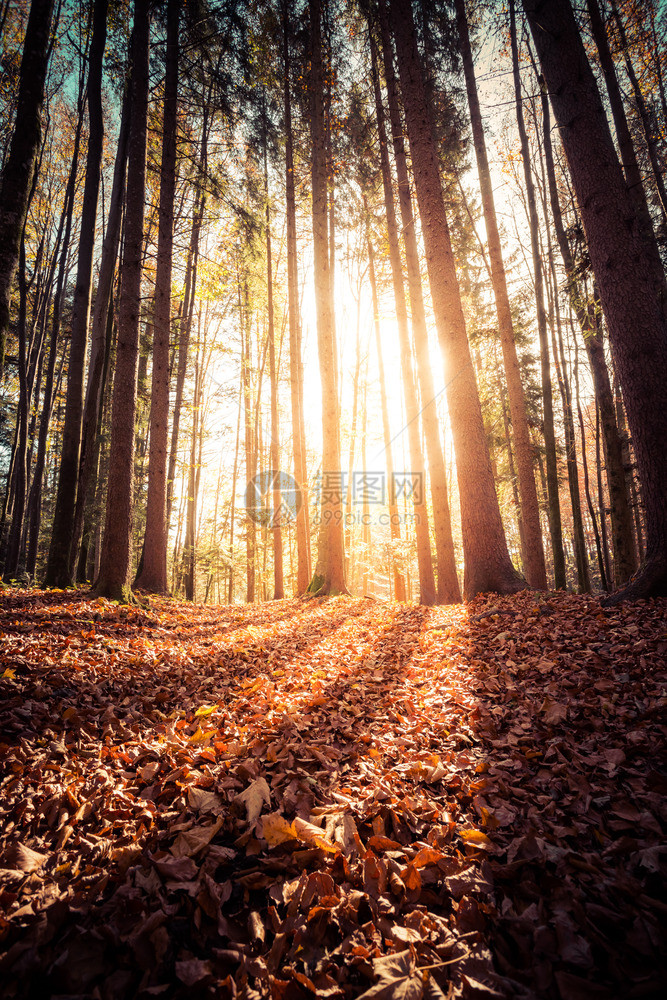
(45, 0, 108, 587)
(306, 0, 347, 597)
(183, 330, 202, 602)
(366, 222, 406, 602)
(24, 101, 84, 578)
(0, 0, 55, 377)
(228, 362, 243, 603)
(371, 14, 437, 606)
(283, 2, 310, 595)
(71, 83, 131, 577)
(374, 9, 460, 603)
(344, 302, 362, 587)
(596, 402, 612, 585)
(524, 0, 667, 601)
(94, 0, 150, 602)
(242, 280, 256, 603)
(265, 143, 284, 600)
(3, 243, 29, 579)
(509, 0, 566, 590)
(544, 250, 591, 591)
(453, 0, 546, 590)
(389, 0, 525, 599)
(166, 107, 208, 525)
(135, 0, 179, 593)
(573, 330, 608, 590)
(540, 72, 637, 588)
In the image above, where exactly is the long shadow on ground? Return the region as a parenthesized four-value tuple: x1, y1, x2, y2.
(0, 590, 665, 999)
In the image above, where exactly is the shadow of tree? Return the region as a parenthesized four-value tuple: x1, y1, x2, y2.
(462, 590, 667, 999)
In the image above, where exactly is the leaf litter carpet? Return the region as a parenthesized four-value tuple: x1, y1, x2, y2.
(0, 589, 665, 1000)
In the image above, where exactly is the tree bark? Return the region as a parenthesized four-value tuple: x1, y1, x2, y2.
(265, 143, 284, 600)
(45, 0, 108, 587)
(524, 0, 667, 601)
(509, 0, 566, 590)
(3, 243, 29, 579)
(166, 101, 209, 526)
(24, 100, 84, 578)
(241, 280, 256, 603)
(283, 3, 310, 596)
(539, 72, 637, 588)
(71, 82, 131, 578)
(135, 0, 179, 593)
(389, 0, 525, 599)
(453, 0, 546, 590)
(573, 327, 608, 590)
(0, 0, 55, 377)
(94, 0, 150, 602)
(544, 246, 591, 591)
(374, 7, 460, 603)
(306, 0, 347, 597)
(366, 219, 406, 602)
(370, 16, 437, 606)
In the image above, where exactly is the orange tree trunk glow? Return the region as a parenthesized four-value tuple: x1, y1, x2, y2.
(389, 0, 525, 599)
(306, 0, 346, 596)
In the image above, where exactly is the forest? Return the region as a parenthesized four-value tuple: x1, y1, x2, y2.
(0, 0, 665, 997)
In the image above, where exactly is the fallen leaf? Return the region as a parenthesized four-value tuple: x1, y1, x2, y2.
(1, 842, 47, 873)
(234, 777, 271, 826)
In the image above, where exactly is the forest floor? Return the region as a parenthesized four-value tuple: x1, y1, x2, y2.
(0, 588, 665, 1000)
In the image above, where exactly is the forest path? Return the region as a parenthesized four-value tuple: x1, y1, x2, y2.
(0, 589, 665, 998)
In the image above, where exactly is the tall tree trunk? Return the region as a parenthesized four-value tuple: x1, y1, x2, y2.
(373, 10, 460, 603)
(0, 0, 55, 377)
(389, 0, 524, 599)
(544, 250, 590, 591)
(509, 0, 566, 590)
(3, 243, 29, 579)
(540, 74, 637, 588)
(166, 106, 209, 525)
(371, 16, 437, 606)
(242, 281, 255, 603)
(283, 2, 310, 595)
(574, 329, 608, 590)
(614, 381, 644, 564)
(366, 222, 406, 602)
(453, 0, 546, 590)
(306, 0, 346, 596)
(265, 144, 284, 600)
(45, 0, 108, 587)
(77, 294, 115, 582)
(524, 0, 667, 601)
(94, 0, 150, 602)
(135, 0, 179, 593)
(24, 101, 84, 578)
(183, 330, 202, 602)
(596, 402, 612, 585)
(71, 83, 131, 577)
(344, 303, 362, 586)
(228, 362, 243, 603)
